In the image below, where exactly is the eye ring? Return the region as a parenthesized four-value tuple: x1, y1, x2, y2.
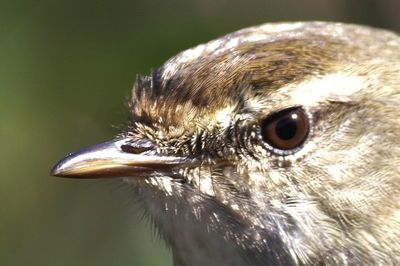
(260, 106, 310, 155)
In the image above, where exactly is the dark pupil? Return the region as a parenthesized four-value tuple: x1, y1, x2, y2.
(275, 115, 297, 140)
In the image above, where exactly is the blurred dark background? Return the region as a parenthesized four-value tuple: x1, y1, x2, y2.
(1, 1, 399, 265)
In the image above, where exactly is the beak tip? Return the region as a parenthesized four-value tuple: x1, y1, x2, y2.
(50, 161, 67, 177)
(50, 168, 57, 176)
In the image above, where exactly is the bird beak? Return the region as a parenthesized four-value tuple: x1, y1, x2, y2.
(50, 138, 190, 178)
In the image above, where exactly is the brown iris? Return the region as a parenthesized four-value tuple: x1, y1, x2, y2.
(261, 107, 310, 151)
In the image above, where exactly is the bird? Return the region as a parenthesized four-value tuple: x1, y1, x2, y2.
(51, 22, 400, 265)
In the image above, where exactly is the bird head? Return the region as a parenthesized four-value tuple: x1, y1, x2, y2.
(51, 22, 400, 265)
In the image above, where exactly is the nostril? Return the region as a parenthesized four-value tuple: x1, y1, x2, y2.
(120, 140, 154, 154)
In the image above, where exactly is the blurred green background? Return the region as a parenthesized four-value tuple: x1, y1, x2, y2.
(1, 1, 398, 265)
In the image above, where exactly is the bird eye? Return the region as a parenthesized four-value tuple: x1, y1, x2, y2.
(261, 107, 309, 152)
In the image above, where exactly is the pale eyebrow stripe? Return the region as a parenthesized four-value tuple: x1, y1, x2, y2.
(239, 73, 364, 114)
(286, 73, 364, 106)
